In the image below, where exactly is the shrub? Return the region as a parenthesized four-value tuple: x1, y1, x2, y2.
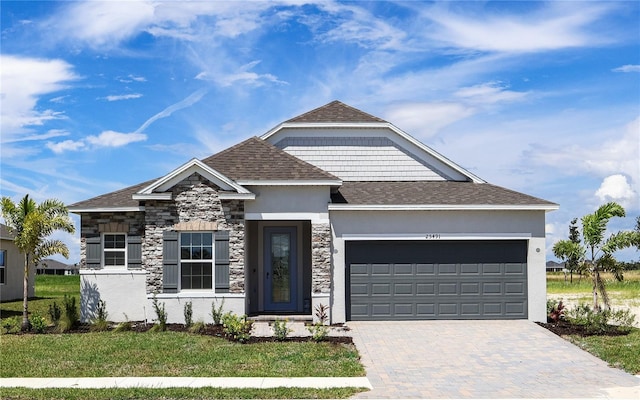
(566, 303, 636, 334)
(221, 312, 252, 343)
(56, 295, 79, 333)
(189, 320, 206, 334)
(150, 295, 167, 332)
(30, 314, 48, 334)
(211, 298, 225, 325)
(114, 314, 132, 332)
(272, 319, 292, 341)
(48, 301, 61, 324)
(307, 303, 330, 342)
(91, 300, 110, 332)
(183, 301, 193, 328)
(1, 316, 22, 334)
(548, 300, 565, 322)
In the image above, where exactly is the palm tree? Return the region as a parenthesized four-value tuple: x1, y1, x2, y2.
(1, 194, 75, 331)
(553, 202, 639, 311)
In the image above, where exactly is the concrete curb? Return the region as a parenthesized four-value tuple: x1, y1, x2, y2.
(0, 376, 372, 390)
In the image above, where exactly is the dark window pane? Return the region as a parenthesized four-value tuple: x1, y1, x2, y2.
(203, 233, 212, 246)
(181, 233, 191, 245)
(192, 233, 202, 246)
(105, 251, 125, 266)
(203, 275, 212, 289)
(192, 276, 201, 289)
(0, 267, 5, 284)
(181, 247, 191, 260)
(192, 248, 202, 260)
(0, 250, 5, 266)
(202, 247, 212, 260)
(203, 263, 212, 276)
(192, 263, 202, 275)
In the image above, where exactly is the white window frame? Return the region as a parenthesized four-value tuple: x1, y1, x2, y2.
(0, 249, 6, 285)
(102, 233, 127, 269)
(179, 231, 214, 291)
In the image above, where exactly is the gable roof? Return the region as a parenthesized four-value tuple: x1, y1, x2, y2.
(202, 137, 341, 184)
(329, 181, 558, 210)
(285, 100, 387, 123)
(69, 180, 152, 211)
(1, 223, 16, 240)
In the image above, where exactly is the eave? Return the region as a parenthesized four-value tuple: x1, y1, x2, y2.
(328, 204, 560, 212)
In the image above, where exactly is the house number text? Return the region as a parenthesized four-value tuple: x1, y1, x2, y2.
(425, 234, 441, 239)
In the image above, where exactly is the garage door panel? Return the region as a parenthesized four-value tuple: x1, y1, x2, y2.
(347, 240, 528, 320)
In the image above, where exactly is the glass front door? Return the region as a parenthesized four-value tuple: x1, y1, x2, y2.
(264, 227, 297, 312)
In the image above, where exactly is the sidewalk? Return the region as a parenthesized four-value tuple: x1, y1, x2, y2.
(0, 376, 372, 389)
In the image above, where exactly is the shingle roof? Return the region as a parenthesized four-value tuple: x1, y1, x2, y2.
(285, 100, 387, 123)
(1, 223, 16, 239)
(331, 181, 557, 206)
(70, 137, 340, 210)
(202, 137, 339, 181)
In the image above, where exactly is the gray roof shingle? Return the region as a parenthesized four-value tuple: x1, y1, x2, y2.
(202, 137, 339, 181)
(285, 100, 387, 123)
(331, 181, 557, 206)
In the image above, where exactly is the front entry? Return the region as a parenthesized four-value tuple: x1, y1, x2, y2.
(264, 226, 298, 312)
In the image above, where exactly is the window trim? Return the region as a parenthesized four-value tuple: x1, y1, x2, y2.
(179, 231, 214, 292)
(0, 249, 6, 285)
(102, 233, 127, 269)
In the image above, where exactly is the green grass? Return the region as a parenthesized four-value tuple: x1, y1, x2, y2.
(567, 327, 640, 374)
(0, 387, 366, 400)
(547, 271, 640, 300)
(0, 275, 80, 322)
(0, 331, 365, 378)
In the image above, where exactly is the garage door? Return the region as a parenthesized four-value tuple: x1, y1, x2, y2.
(347, 240, 528, 320)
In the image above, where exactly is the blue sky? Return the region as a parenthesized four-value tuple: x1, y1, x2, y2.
(1, 1, 639, 264)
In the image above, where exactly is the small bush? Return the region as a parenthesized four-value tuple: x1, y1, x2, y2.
(272, 319, 292, 341)
(221, 312, 252, 343)
(566, 303, 636, 334)
(114, 314, 132, 332)
(189, 320, 206, 334)
(48, 302, 61, 324)
(211, 298, 225, 325)
(30, 314, 48, 334)
(91, 300, 110, 332)
(307, 303, 330, 342)
(151, 295, 167, 332)
(315, 303, 329, 325)
(183, 301, 193, 328)
(1, 316, 22, 334)
(548, 300, 565, 322)
(56, 295, 79, 333)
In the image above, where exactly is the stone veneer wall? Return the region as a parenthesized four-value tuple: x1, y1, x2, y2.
(143, 173, 245, 294)
(79, 212, 145, 269)
(311, 223, 331, 294)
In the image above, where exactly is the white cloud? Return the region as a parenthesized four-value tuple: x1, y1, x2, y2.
(46, 140, 86, 153)
(612, 64, 640, 73)
(454, 82, 528, 105)
(103, 93, 143, 101)
(118, 74, 147, 82)
(384, 102, 475, 138)
(422, 2, 614, 53)
(86, 131, 147, 147)
(0, 55, 78, 140)
(136, 88, 208, 133)
(595, 174, 637, 209)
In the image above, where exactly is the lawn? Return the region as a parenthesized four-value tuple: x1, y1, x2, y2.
(0, 275, 367, 399)
(546, 270, 640, 375)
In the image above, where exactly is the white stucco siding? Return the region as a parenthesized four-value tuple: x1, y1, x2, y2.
(244, 185, 331, 221)
(329, 209, 548, 323)
(0, 238, 33, 302)
(267, 127, 469, 181)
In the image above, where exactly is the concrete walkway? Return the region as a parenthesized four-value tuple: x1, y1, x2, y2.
(348, 320, 640, 399)
(0, 376, 371, 389)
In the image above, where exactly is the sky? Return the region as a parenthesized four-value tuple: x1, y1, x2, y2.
(1, 1, 639, 264)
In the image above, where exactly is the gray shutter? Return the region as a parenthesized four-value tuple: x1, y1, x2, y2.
(215, 231, 230, 293)
(86, 236, 101, 269)
(162, 231, 179, 293)
(127, 235, 142, 269)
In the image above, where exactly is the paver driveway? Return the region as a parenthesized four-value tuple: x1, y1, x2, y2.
(348, 320, 640, 399)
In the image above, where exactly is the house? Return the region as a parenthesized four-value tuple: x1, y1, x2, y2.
(546, 260, 565, 272)
(0, 223, 33, 302)
(36, 258, 79, 275)
(69, 101, 558, 323)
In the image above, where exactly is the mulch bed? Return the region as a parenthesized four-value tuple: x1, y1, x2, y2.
(537, 320, 630, 337)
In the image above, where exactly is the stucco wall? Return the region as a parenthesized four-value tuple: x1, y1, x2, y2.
(244, 185, 331, 216)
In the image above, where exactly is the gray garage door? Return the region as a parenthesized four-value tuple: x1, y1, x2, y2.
(347, 240, 528, 320)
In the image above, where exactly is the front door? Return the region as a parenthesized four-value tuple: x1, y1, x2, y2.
(264, 227, 298, 312)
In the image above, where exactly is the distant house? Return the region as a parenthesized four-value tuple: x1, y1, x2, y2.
(0, 223, 33, 302)
(546, 261, 565, 272)
(36, 259, 79, 276)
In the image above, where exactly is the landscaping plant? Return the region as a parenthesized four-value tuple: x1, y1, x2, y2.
(272, 319, 292, 341)
(48, 301, 61, 324)
(547, 300, 565, 322)
(30, 314, 48, 334)
(91, 300, 110, 332)
(211, 298, 225, 325)
(221, 311, 252, 342)
(307, 304, 330, 342)
(150, 296, 167, 332)
(566, 303, 636, 334)
(183, 301, 193, 328)
(56, 295, 79, 333)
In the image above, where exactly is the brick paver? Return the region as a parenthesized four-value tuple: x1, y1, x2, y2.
(348, 320, 640, 399)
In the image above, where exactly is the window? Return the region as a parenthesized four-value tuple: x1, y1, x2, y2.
(0, 249, 5, 284)
(180, 232, 213, 290)
(103, 233, 126, 268)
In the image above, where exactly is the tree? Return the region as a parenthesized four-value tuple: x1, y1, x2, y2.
(565, 218, 582, 283)
(553, 202, 639, 311)
(1, 194, 75, 330)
